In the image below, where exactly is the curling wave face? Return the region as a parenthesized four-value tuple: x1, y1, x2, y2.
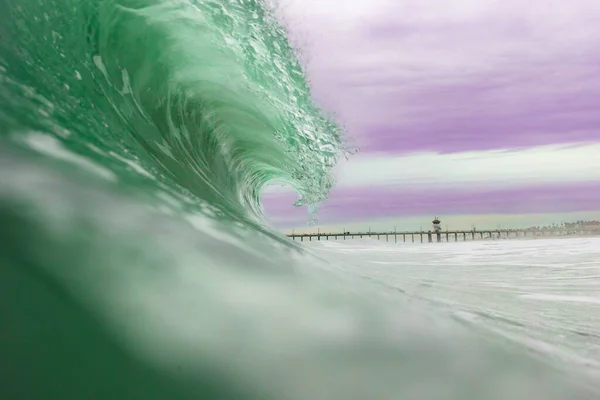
(0, 0, 344, 224)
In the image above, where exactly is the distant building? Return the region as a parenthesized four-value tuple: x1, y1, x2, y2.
(432, 217, 442, 232)
(564, 221, 600, 232)
(432, 217, 442, 243)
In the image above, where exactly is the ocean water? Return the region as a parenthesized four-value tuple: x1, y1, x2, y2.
(1, 0, 599, 399)
(306, 238, 600, 376)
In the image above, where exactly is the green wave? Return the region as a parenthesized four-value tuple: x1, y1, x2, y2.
(0, 1, 346, 394)
(0, 0, 344, 223)
(0, 1, 348, 397)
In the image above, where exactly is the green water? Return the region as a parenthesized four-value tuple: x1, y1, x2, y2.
(0, 0, 343, 213)
(1, 1, 598, 399)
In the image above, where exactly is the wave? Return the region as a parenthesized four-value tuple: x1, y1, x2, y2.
(0, 0, 349, 397)
(0, 0, 344, 226)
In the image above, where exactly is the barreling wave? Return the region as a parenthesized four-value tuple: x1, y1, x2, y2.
(0, 0, 345, 226)
(1, 1, 351, 396)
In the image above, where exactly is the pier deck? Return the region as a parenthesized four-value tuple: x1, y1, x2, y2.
(287, 229, 582, 243)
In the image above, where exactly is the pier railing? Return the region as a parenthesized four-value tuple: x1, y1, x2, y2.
(286, 229, 584, 243)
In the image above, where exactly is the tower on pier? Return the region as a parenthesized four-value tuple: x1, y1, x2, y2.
(433, 217, 442, 242)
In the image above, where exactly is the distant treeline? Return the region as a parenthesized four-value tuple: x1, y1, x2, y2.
(521, 220, 600, 231)
(562, 220, 600, 230)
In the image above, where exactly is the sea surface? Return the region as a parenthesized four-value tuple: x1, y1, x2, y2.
(1, 0, 599, 399)
(306, 237, 600, 380)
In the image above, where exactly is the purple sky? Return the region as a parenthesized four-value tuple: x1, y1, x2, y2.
(263, 181, 600, 225)
(263, 0, 600, 230)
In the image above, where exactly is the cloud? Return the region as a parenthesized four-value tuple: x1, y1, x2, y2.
(276, 0, 600, 153)
(265, 142, 600, 192)
(335, 143, 600, 188)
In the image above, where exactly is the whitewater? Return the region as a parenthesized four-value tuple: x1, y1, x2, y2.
(1, 0, 599, 398)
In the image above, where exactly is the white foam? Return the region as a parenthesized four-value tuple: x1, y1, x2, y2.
(108, 151, 154, 179)
(25, 133, 116, 181)
(520, 294, 600, 305)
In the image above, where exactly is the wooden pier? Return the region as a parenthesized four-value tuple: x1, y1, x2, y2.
(287, 229, 579, 243)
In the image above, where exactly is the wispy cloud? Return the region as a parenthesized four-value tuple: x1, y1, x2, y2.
(266, 143, 600, 193)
